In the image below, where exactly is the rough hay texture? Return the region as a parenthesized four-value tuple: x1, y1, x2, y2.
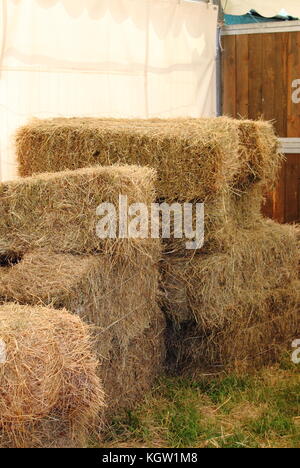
(16, 117, 281, 201)
(0, 165, 158, 258)
(167, 280, 300, 373)
(162, 221, 300, 371)
(162, 220, 299, 325)
(0, 303, 104, 448)
(14, 117, 282, 257)
(163, 185, 267, 256)
(0, 250, 166, 424)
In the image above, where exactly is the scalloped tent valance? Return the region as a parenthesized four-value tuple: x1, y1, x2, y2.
(10, 0, 216, 37)
(0, 0, 218, 181)
(222, 0, 300, 18)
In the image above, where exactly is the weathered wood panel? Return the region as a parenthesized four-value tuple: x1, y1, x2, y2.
(285, 154, 300, 223)
(222, 32, 291, 136)
(261, 155, 300, 223)
(235, 34, 249, 118)
(222, 30, 300, 222)
(287, 32, 300, 137)
(248, 34, 263, 121)
(222, 35, 237, 117)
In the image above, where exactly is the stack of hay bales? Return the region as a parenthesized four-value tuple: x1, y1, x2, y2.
(15, 117, 281, 253)
(0, 303, 104, 448)
(15, 117, 300, 372)
(0, 165, 166, 442)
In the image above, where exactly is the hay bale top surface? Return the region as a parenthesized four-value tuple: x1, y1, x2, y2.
(16, 117, 281, 200)
(3, 164, 155, 193)
(18, 116, 273, 140)
(0, 164, 159, 257)
(0, 250, 97, 304)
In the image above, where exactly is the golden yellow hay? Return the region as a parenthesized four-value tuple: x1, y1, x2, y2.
(164, 220, 300, 371)
(0, 165, 158, 259)
(162, 220, 299, 326)
(15, 117, 281, 201)
(101, 313, 166, 423)
(167, 280, 300, 373)
(0, 303, 104, 448)
(0, 250, 166, 424)
(163, 185, 267, 256)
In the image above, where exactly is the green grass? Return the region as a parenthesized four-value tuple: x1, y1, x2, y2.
(100, 361, 300, 449)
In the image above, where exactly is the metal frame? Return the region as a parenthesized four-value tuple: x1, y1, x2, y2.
(213, 0, 224, 116)
(279, 138, 300, 154)
(222, 20, 300, 36)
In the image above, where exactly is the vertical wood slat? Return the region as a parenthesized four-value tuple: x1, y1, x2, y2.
(287, 32, 300, 137)
(272, 163, 287, 223)
(236, 34, 249, 118)
(285, 154, 300, 222)
(274, 33, 289, 137)
(261, 190, 275, 220)
(248, 34, 263, 120)
(261, 34, 276, 124)
(222, 35, 237, 117)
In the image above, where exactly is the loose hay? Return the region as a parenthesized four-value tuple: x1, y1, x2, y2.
(0, 165, 158, 258)
(16, 117, 281, 201)
(162, 220, 299, 326)
(162, 220, 300, 371)
(167, 280, 300, 373)
(0, 250, 166, 424)
(0, 303, 104, 448)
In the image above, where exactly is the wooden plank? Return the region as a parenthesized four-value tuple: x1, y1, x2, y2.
(248, 34, 263, 120)
(285, 153, 300, 222)
(263, 162, 286, 223)
(273, 162, 287, 223)
(261, 34, 276, 123)
(236, 34, 249, 118)
(273, 33, 289, 137)
(287, 32, 300, 137)
(262, 191, 274, 220)
(222, 35, 237, 117)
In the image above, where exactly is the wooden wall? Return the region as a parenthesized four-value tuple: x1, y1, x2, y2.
(222, 31, 300, 223)
(262, 155, 300, 223)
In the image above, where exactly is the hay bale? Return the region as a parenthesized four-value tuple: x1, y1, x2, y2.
(0, 303, 104, 448)
(167, 280, 300, 373)
(16, 117, 281, 201)
(236, 119, 282, 189)
(14, 118, 283, 257)
(0, 165, 158, 258)
(100, 313, 166, 422)
(162, 220, 299, 325)
(0, 250, 166, 423)
(163, 220, 300, 371)
(163, 185, 267, 256)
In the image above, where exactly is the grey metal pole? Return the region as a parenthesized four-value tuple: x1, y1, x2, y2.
(213, 0, 224, 116)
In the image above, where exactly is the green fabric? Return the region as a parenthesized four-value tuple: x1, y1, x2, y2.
(225, 10, 298, 25)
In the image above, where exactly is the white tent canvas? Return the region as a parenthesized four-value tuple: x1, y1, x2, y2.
(0, 0, 218, 181)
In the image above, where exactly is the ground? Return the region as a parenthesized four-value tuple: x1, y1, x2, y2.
(99, 357, 300, 449)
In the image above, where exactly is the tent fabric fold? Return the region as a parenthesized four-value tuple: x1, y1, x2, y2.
(222, 0, 300, 19)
